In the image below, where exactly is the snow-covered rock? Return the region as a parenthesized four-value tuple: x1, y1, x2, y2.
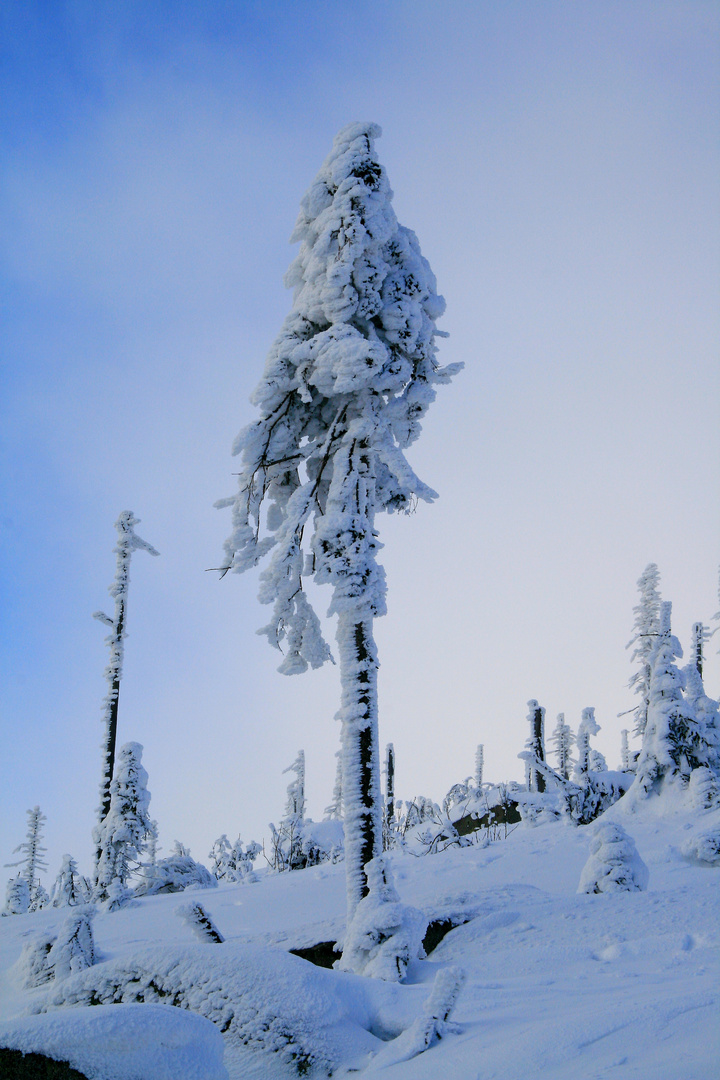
(0, 1003, 227, 1080)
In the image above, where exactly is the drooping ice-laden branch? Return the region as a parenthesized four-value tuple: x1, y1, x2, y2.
(93, 512, 159, 867)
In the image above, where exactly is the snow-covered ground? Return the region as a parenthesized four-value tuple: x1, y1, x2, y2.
(1, 788, 718, 1079)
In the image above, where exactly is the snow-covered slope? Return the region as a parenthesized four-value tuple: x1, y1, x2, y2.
(1, 790, 718, 1079)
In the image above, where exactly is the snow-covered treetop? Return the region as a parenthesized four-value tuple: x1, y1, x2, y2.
(93, 512, 159, 626)
(626, 563, 661, 657)
(218, 122, 461, 673)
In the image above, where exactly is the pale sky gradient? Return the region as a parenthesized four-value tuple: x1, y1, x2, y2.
(2, 1, 719, 882)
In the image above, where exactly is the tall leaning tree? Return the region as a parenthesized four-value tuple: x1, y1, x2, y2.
(218, 122, 460, 931)
(93, 512, 159, 879)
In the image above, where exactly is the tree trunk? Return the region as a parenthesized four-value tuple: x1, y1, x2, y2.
(99, 598, 124, 825)
(532, 705, 546, 793)
(385, 743, 395, 832)
(337, 614, 382, 923)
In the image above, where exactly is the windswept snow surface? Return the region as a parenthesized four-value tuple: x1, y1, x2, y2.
(1, 792, 718, 1078)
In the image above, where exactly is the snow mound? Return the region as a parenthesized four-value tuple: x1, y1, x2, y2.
(0, 1003, 227, 1080)
(32, 942, 427, 1075)
(338, 856, 427, 981)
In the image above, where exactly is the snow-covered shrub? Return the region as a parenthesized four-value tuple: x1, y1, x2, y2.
(18, 930, 56, 988)
(2, 875, 30, 916)
(134, 842, 217, 896)
(577, 822, 648, 894)
(515, 791, 563, 826)
(47, 909, 96, 981)
(50, 854, 89, 907)
(687, 766, 719, 811)
(209, 835, 261, 883)
(176, 902, 225, 943)
(564, 771, 631, 826)
(301, 819, 344, 865)
(338, 856, 427, 981)
(681, 823, 720, 865)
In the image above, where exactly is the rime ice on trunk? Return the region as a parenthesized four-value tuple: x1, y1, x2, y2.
(384, 742, 396, 831)
(691, 622, 708, 677)
(218, 123, 459, 955)
(574, 708, 600, 781)
(551, 714, 573, 780)
(474, 744, 484, 789)
(93, 512, 158, 876)
(525, 701, 546, 793)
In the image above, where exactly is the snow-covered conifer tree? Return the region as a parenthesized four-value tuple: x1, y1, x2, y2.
(625, 563, 662, 739)
(50, 855, 88, 908)
(525, 701, 546, 792)
(474, 744, 484, 789)
(577, 822, 648, 894)
(217, 123, 459, 953)
(93, 512, 159, 873)
(550, 714, 573, 780)
(634, 602, 710, 798)
(682, 663, 720, 775)
(283, 750, 306, 820)
(620, 729, 632, 772)
(588, 748, 607, 772)
(47, 909, 95, 981)
(94, 742, 155, 902)
(5, 806, 48, 910)
(324, 751, 344, 820)
(2, 875, 30, 916)
(19, 930, 56, 986)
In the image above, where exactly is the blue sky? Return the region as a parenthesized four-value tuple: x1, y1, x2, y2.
(2, 1, 719, 881)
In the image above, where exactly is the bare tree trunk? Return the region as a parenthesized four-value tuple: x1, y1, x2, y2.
(691, 622, 704, 677)
(99, 598, 124, 825)
(385, 742, 395, 834)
